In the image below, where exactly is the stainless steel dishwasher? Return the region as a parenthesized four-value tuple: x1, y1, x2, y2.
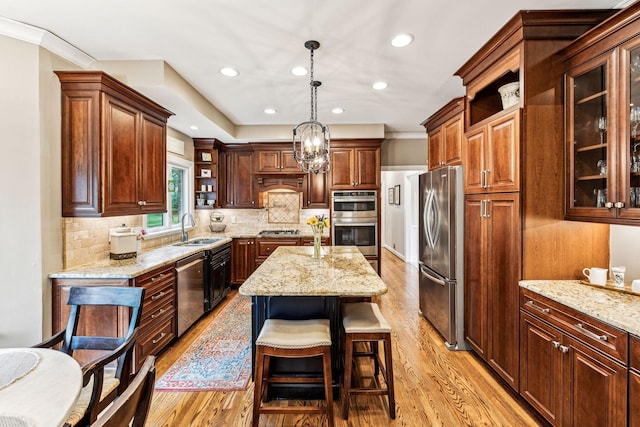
(175, 251, 206, 336)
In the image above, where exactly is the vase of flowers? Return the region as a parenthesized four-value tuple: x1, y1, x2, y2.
(307, 214, 330, 259)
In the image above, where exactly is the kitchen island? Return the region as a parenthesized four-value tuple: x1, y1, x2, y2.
(239, 245, 387, 398)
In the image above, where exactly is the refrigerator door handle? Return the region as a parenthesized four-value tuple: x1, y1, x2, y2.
(423, 189, 439, 250)
(420, 265, 446, 286)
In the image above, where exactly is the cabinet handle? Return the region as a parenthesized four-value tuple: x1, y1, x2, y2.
(559, 345, 569, 354)
(604, 202, 614, 208)
(151, 291, 165, 300)
(152, 332, 167, 344)
(151, 274, 164, 282)
(575, 323, 608, 341)
(552, 340, 560, 349)
(614, 201, 624, 208)
(138, 200, 147, 206)
(151, 308, 164, 319)
(481, 170, 485, 189)
(480, 200, 485, 218)
(484, 170, 490, 189)
(266, 248, 271, 251)
(525, 300, 550, 314)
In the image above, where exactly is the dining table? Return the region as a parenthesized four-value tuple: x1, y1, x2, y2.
(239, 245, 388, 399)
(0, 347, 82, 427)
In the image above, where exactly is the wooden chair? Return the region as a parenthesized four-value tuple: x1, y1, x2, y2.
(33, 286, 145, 427)
(253, 318, 334, 427)
(341, 302, 395, 420)
(90, 356, 156, 427)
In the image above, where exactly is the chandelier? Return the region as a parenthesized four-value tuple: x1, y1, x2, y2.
(293, 40, 331, 174)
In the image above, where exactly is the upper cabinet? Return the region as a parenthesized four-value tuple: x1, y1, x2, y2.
(422, 97, 464, 171)
(330, 139, 382, 189)
(56, 71, 173, 217)
(563, 4, 640, 224)
(220, 147, 257, 208)
(253, 144, 301, 173)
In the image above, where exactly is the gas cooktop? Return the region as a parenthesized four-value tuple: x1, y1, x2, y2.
(257, 229, 300, 236)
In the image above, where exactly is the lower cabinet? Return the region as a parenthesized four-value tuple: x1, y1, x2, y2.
(520, 289, 628, 427)
(231, 238, 256, 284)
(630, 336, 640, 427)
(51, 263, 177, 372)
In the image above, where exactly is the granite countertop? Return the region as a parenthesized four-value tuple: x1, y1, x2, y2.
(49, 237, 232, 279)
(519, 280, 640, 336)
(239, 246, 387, 297)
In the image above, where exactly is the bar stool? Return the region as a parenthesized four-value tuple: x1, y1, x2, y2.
(252, 318, 334, 427)
(341, 302, 395, 419)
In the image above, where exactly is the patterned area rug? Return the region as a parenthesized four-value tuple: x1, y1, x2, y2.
(155, 294, 252, 391)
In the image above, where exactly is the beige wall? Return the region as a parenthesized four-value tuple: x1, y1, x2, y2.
(381, 137, 427, 167)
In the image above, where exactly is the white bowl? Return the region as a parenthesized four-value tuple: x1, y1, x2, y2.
(498, 82, 520, 109)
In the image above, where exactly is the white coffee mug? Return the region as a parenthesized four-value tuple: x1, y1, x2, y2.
(583, 267, 608, 285)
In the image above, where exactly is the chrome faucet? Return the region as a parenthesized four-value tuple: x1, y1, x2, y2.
(181, 213, 195, 242)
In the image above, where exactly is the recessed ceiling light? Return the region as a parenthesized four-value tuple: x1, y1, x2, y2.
(391, 33, 414, 48)
(220, 67, 239, 77)
(332, 107, 344, 114)
(291, 66, 308, 76)
(190, 125, 199, 130)
(264, 108, 277, 114)
(372, 81, 388, 90)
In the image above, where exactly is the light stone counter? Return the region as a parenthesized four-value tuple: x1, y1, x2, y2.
(239, 246, 387, 296)
(519, 280, 640, 336)
(49, 237, 232, 279)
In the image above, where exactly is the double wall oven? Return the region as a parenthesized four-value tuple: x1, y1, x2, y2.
(331, 190, 378, 270)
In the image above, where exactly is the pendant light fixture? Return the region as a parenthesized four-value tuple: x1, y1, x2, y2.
(293, 40, 330, 174)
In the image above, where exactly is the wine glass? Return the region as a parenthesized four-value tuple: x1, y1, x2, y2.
(597, 117, 607, 144)
(630, 107, 640, 138)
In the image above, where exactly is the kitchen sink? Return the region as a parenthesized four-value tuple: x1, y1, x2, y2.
(174, 238, 222, 246)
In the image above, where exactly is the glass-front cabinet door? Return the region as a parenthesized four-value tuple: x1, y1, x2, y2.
(565, 53, 616, 220)
(619, 36, 640, 220)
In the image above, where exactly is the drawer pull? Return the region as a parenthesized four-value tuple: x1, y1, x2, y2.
(552, 341, 560, 349)
(525, 300, 550, 314)
(151, 291, 165, 300)
(152, 332, 167, 344)
(151, 273, 165, 282)
(151, 308, 164, 319)
(559, 345, 569, 354)
(575, 323, 608, 341)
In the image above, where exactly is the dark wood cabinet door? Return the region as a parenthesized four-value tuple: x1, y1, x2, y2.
(630, 370, 640, 427)
(103, 96, 139, 214)
(563, 335, 627, 427)
(355, 147, 380, 188)
(256, 151, 280, 173)
(463, 127, 485, 193)
(233, 152, 255, 207)
(280, 150, 301, 172)
(231, 238, 255, 284)
(463, 195, 487, 357)
(520, 311, 563, 426)
(486, 193, 521, 390)
(427, 127, 443, 171)
(304, 172, 329, 208)
(486, 110, 520, 193)
(443, 114, 463, 166)
(139, 113, 167, 213)
(330, 148, 355, 188)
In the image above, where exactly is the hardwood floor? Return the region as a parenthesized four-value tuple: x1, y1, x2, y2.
(146, 249, 544, 426)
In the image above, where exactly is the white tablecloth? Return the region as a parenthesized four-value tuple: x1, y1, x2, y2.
(0, 348, 82, 427)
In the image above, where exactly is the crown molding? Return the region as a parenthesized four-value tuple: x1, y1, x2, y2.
(383, 131, 426, 140)
(0, 16, 95, 68)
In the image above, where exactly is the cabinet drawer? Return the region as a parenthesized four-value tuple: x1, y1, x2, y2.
(137, 315, 175, 362)
(255, 239, 299, 258)
(520, 288, 628, 364)
(135, 264, 174, 288)
(140, 298, 174, 330)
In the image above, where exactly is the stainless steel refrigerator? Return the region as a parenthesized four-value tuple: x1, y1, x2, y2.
(418, 166, 468, 350)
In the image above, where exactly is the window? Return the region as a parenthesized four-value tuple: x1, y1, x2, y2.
(144, 155, 193, 237)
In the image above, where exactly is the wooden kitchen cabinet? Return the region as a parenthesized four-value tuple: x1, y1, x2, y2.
(55, 71, 172, 217)
(563, 5, 640, 224)
(520, 289, 628, 427)
(464, 192, 521, 388)
(221, 148, 257, 208)
(51, 263, 176, 372)
(253, 145, 300, 173)
(455, 11, 612, 393)
(422, 97, 464, 171)
(463, 109, 520, 194)
(255, 238, 300, 266)
(231, 238, 256, 284)
(303, 171, 329, 208)
(193, 139, 220, 209)
(630, 336, 640, 427)
(329, 139, 382, 189)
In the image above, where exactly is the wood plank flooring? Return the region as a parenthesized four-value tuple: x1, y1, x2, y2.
(147, 249, 544, 426)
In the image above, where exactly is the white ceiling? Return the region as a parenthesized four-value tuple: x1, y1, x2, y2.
(0, 0, 629, 142)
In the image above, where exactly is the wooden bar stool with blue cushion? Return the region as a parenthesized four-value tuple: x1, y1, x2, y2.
(341, 302, 395, 420)
(252, 318, 334, 427)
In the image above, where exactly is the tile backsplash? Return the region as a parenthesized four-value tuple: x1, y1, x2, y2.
(62, 190, 328, 269)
